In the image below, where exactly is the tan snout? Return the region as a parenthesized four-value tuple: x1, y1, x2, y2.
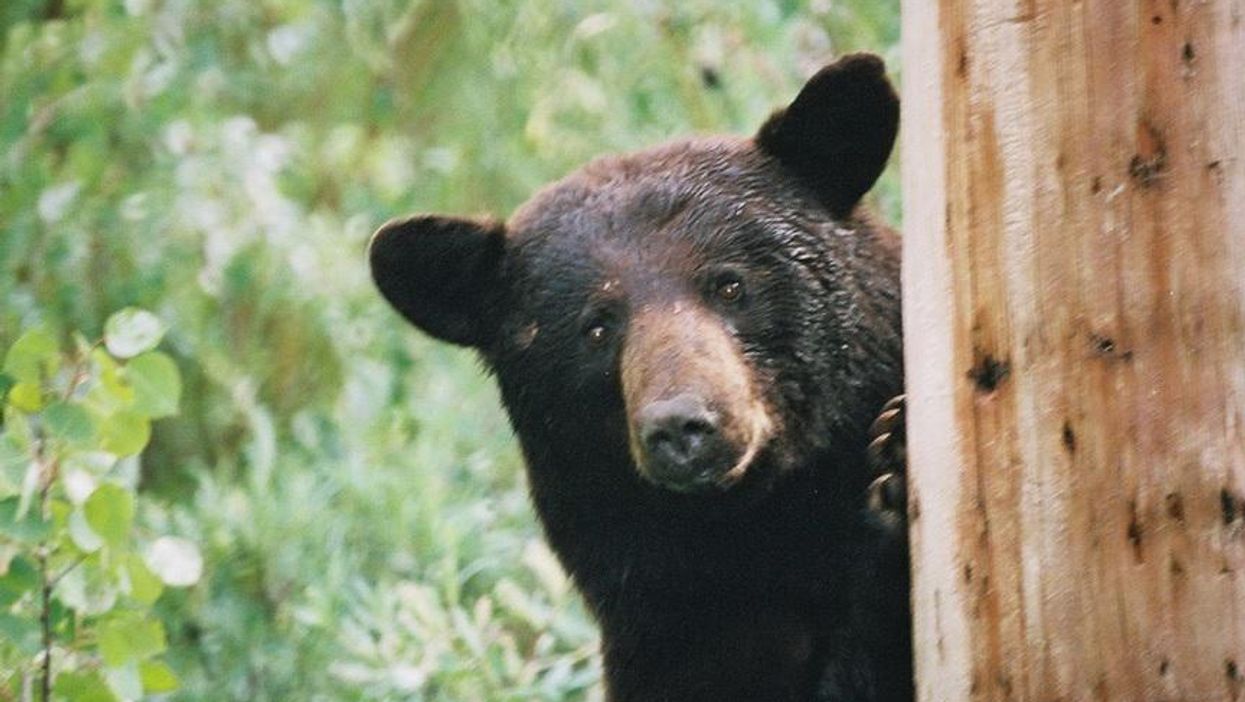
(621, 303, 775, 492)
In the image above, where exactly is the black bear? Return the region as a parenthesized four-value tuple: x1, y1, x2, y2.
(369, 53, 910, 702)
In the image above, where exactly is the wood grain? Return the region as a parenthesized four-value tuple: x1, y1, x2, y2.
(901, 1, 1245, 700)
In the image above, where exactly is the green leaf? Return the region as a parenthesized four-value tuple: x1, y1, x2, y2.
(98, 411, 150, 457)
(49, 596, 75, 640)
(105, 662, 142, 700)
(45, 402, 95, 446)
(97, 612, 166, 667)
(54, 556, 117, 615)
(0, 439, 24, 498)
(0, 373, 13, 404)
(62, 450, 118, 477)
(125, 352, 181, 418)
(0, 495, 51, 543)
(3, 328, 59, 384)
(139, 659, 181, 693)
(62, 466, 99, 505)
(69, 508, 104, 552)
(125, 553, 163, 605)
(83, 483, 134, 549)
(0, 611, 42, 655)
(54, 670, 119, 702)
(0, 555, 39, 607)
(145, 536, 203, 587)
(8, 381, 44, 412)
(103, 308, 166, 359)
(91, 349, 134, 409)
(16, 458, 40, 521)
(4, 404, 35, 451)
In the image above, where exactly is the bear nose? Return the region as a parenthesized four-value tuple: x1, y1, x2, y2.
(637, 395, 728, 492)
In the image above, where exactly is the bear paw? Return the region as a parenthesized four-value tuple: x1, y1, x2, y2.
(865, 394, 906, 522)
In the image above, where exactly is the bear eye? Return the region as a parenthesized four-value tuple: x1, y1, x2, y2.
(715, 276, 745, 304)
(585, 323, 609, 346)
(579, 304, 620, 350)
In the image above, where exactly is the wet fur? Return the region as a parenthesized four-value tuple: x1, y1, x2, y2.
(484, 140, 907, 701)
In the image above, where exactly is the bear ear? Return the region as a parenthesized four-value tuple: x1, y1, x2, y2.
(368, 215, 507, 348)
(755, 53, 899, 217)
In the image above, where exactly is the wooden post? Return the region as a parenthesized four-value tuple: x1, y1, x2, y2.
(901, 1, 1245, 700)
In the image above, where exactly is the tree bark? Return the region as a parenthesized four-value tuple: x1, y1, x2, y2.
(901, 1, 1245, 700)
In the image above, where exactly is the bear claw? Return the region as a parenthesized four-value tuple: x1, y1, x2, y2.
(866, 472, 906, 516)
(865, 394, 907, 518)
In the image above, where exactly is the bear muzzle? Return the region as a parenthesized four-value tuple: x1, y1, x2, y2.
(622, 305, 775, 493)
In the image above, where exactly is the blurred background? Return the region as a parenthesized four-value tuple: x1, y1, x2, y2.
(0, 1, 898, 699)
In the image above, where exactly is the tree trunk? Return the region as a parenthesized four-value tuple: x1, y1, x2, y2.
(900, 1, 1245, 700)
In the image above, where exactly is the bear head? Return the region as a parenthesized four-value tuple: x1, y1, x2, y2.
(370, 53, 901, 516)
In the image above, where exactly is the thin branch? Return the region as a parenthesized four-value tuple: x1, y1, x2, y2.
(38, 554, 51, 702)
(49, 555, 87, 589)
(32, 436, 54, 702)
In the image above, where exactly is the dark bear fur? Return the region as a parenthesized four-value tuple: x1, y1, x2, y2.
(369, 53, 910, 702)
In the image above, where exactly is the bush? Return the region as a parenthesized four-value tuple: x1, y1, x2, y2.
(1, 310, 195, 700)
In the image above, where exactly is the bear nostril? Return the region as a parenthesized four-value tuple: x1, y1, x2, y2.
(675, 418, 714, 456)
(641, 426, 683, 462)
(643, 426, 675, 453)
(637, 396, 723, 478)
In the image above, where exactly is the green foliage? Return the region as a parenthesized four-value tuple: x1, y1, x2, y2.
(0, 312, 196, 700)
(1, 1, 898, 700)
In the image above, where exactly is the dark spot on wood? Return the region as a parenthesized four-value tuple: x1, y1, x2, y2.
(1152, 15, 1163, 24)
(1090, 176, 1103, 194)
(1056, 152, 1067, 170)
(1129, 122, 1168, 187)
(1062, 422, 1077, 454)
(1227, 659, 1241, 681)
(997, 673, 1013, 695)
(1129, 154, 1165, 185)
(1160, 659, 1171, 676)
(1170, 556, 1184, 576)
(1127, 501, 1144, 561)
(1222, 488, 1240, 524)
(964, 563, 973, 582)
(1089, 331, 1134, 361)
(1207, 159, 1227, 186)
(1182, 41, 1196, 63)
(968, 353, 1011, 393)
(1127, 520, 1143, 552)
(957, 47, 969, 78)
(1165, 492, 1185, 522)
(699, 65, 721, 90)
(909, 495, 921, 521)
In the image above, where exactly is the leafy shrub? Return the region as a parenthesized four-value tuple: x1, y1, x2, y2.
(1, 309, 199, 700)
